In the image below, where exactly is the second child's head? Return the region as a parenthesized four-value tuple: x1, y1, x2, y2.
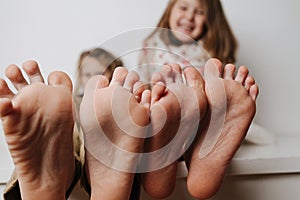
(157, 0, 237, 63)
(75, 48, 123, 99)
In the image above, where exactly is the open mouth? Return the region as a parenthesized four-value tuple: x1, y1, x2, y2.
(178, 21, 195, 34)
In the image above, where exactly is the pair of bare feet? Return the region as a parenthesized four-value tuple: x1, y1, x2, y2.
(0, 58, 258, 200)
(140, 59, 258, 199)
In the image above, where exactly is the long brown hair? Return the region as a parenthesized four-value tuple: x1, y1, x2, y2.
(148, 0, 237, 63)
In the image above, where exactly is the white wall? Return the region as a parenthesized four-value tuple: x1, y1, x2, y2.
(222, 0, 300, 134)
(0, 0, 299, 135)
(0, 0, 169, 80)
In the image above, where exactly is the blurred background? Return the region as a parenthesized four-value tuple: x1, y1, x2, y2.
(1, 0, 300, 199)
(1, 0, 299, 136)
(0, 0, 300, 183)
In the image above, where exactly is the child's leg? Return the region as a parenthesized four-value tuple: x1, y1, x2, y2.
(0, 61, 75, 200)
(142, 64, 207, 199)
(80, 67, 151, 200)
(185, 59, 259, 199)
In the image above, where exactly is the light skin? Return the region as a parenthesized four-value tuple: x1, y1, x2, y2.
(141, 58, 258, 199)
(80, 56, 109, 88)
(0, 58, 258, 200)
(142, 64, 207, 199)
(184, 58, 259, 199)
(169, 0, 206, 43)
(0, 62, 151, 200)
(80, 67, 151, 200)
(0, 61, 75, 200)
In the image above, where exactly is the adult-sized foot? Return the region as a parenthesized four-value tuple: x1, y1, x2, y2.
(0, 61, 75, 200)
(185, 58, 259, 199)
(80, 67, 151, 200)
(142, 64, 207, 199)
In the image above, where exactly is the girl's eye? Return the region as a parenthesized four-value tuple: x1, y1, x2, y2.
(196, 9, 204, 15)
(179, 5, 188, 11)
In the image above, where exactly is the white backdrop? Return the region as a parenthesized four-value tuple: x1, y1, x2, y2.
(0, 0, 299, 135)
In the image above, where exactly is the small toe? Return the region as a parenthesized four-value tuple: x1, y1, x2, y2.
(5, 64, 28, 91)
(22, 60, 45, 83)
(124, 70, 139, 92)
(161, 65, 174, 84)
(249, 84, 259, 101)
(151, 82, 166, 105)
(0, 78, 14, 98)
(245, 76, 255, 91)
(235, 66, 249, 84)
(223, 64, 236, 80)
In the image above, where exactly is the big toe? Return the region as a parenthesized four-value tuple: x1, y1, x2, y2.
(184, 66, 205, 89)
(110, 67, 128, 86)
(48, 71, 73, 92)
(84, 75, 109, 95)
(204, 58, 223, 80)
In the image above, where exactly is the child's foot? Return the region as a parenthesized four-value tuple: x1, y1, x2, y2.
(80, 67, 151, 200)
(185, 59, 259, 199)
(142, 64, 207, 199)
(0, 61, 75, 200)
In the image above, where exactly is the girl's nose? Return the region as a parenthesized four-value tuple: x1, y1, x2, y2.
(185, 9, 194, 21)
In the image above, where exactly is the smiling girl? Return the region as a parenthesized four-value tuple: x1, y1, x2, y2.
(139, 0, 238, 199)
(138, 0, 237, 79)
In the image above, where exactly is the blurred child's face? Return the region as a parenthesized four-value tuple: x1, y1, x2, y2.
(80, 56, 107, 87)
(169, 0, 206, 43)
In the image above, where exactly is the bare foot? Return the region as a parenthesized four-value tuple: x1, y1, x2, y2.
(80, 67, 151, 200)
(0, 61, 75, 200)
(185, 58, 259, 199)
(142, 64, 207, 199)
